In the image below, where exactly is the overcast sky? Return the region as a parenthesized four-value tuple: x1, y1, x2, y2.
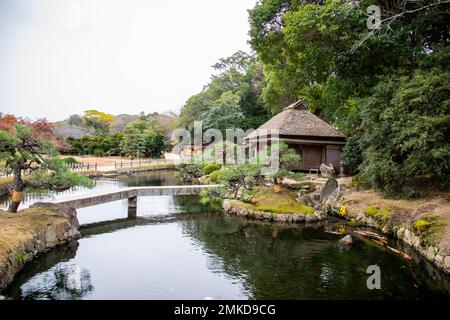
(0, 0, 256, 121)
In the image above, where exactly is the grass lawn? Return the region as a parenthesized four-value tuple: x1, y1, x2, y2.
(235, 187, 315, 215)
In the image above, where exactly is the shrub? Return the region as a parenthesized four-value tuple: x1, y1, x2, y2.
(175, 163, 203, 182)
(203, 164, 221, 175)
(218, 164, 263, 202)
(209, 170, 221, 183)
(342, 136, 363, 175)
(413, 219, 433, 233)
(359, 69, 450, 198)
(365, 206, 391, 220)
(413, 215, 445, 234)
(93, 148, 105, 157)
(62, 157, 79, 165)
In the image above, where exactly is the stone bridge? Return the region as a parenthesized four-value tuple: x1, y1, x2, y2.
(36, 185, 222, 218)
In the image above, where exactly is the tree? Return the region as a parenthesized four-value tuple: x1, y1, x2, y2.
(359, 67, 450, 198)
(217, 164, 263, 202)
(0, 114, 18, 132)
(119, 119, 168, 158)
(0, 122, 92, 212)
(145, 133, 167, 159)
(249, 0, 449, 132)
(120, 125, 146, 158)
(247, 0, 449, 197)
(67, 114, 82, 126)
(342, 136, 363, 175)
(82, 110, 115, 134)
(179, 51, 270, 131)
(202, 92, 244, 133)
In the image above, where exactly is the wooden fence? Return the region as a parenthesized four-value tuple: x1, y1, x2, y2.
(0, 164, 98, 178)
(114, 158, 174, 169)
(0, 159, 175, 178)
(66, 163, 98, 171)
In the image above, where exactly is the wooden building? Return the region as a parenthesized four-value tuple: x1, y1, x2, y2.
(244, 101, 346, 173)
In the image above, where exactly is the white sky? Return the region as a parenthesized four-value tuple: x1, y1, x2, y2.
(0, 0, 257, 121)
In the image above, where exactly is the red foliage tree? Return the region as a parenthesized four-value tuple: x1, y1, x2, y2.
(0, 114, 68, 151)
(0, 114, 18, 132)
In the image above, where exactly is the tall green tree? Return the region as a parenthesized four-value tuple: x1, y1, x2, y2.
(202, 92, 244, 133)
(359, 67, 450, 197)
(120, 120, 168, 158)
(249, 0, 449, 132)
(120, 125, 147, 158)
(179, 51, 270, 131)
(248, 0, 449, 197)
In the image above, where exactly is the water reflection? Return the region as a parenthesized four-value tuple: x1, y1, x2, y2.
(0, 171, 180, 209)
(2, 172, 450, 300)
(3, 240, 94, 300)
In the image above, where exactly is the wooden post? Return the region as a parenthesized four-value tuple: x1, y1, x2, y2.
(128, 196, 137, 219)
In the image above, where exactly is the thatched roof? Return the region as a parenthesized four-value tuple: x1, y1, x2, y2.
(246, 101, 345, 140)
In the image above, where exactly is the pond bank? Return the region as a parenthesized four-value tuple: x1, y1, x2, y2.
(0, 206, 80, 290)
(221, 178, 450, 276)
(335, 187, 450, 275)
(223, 199, 327, 223)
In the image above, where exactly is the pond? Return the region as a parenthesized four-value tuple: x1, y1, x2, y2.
(1, 171, 450, 299)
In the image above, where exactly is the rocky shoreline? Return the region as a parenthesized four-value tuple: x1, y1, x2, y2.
(223, 199, 327, 223)
(333, 204, 450, 275)
(0, 204, 80, 291)
(222, 173, 450, 276)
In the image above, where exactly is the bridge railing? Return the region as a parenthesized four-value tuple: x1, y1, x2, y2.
(32, 185, 223, 219)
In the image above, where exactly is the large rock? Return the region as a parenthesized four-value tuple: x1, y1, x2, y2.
(320, 163, 336, 178)
(319, 178, 338, 203)
(30, 203, 80, 229)
(298, 194, 314, 206)
(339, 235, 353, 245)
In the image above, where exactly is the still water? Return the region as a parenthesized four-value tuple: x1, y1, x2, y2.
(1, 171, 450, 299)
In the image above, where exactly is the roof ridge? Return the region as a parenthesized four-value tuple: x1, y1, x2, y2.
(284, 100, 308, 111)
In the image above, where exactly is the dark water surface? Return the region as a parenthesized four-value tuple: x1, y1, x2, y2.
(2, 171, 450, 299)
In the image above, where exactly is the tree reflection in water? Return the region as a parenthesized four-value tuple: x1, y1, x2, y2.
(4, 240, 94, 300)
(20, 263, 93, 300)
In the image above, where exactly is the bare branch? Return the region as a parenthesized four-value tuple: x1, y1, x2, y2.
(351, 0, 450, 53)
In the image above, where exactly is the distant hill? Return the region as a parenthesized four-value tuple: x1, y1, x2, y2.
(53, 112, 178, 138)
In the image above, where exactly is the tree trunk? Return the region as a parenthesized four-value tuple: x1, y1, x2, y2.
(7, 166, 26, 213)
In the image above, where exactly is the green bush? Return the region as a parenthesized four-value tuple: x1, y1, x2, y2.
(359, 68, 450, 198)
(209, 170, 221, 183)
(93, 148, 105, 157)
(175, 163, 203, 182)
(203, 164, 221, 175)
(62, 157, 79, 165)
(342, 136, 363, 175)
(365, 206, 391, 220)
(413, 215, 445, 234)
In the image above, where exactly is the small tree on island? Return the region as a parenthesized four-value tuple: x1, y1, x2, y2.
(0, 120, 93, 213)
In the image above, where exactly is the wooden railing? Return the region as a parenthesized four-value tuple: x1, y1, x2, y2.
(0, 159, 176, 178)
(114, 158, 174, 170)
(66, 163, 98, 171)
